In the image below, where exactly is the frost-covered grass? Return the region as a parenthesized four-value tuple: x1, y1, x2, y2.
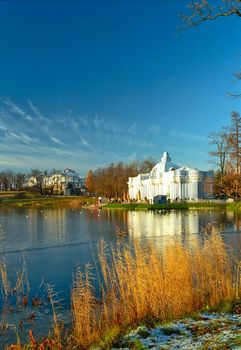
(110, 310, 241, 350)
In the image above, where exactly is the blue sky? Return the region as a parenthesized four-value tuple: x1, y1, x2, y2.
(0, 0, 241, 175)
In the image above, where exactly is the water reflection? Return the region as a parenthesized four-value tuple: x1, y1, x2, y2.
(0, 207, 241, 255)
(127, 211, 199, 236)
(0, 207, 241, 345)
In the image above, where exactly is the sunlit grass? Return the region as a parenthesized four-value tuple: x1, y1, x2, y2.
(72, 230, 241, 349)
(0, 196, 97, 207)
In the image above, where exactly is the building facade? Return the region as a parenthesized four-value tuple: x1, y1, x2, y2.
(28, 169, 85, 195)
(128, 152, 213, 202)
(59, 169, 85, 195)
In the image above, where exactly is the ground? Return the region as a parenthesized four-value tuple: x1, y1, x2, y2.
(108, 312, 241, 350)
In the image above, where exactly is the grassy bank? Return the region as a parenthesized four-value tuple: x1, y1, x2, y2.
(103, 202, 229, 211)
(0, 194, 98, 207)
(103, 202, 188, 210)
(1, 193, 240, 211)
(227, 201, 241, 212)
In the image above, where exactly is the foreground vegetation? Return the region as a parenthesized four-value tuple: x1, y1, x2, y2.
(3, 229, 240, 349)
(71, 231, 241, 349)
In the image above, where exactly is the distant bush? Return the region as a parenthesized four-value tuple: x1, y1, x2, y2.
(13, 192, 27, 199)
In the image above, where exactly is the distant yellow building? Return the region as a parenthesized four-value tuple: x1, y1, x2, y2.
(28, 169, 85, 195)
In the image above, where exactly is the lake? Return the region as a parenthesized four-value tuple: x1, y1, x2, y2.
(0, 207, 241, 345)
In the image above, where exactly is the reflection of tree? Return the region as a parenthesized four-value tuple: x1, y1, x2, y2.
(234, 212, 241, 230)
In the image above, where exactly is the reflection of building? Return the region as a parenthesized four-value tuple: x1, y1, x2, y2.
(128, 152, 213, 202)
(127, 211, 199, 238)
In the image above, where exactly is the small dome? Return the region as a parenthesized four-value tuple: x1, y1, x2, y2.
(150, 152, 179, 176)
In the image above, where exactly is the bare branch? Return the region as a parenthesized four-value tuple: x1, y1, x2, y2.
(180, 0, 241, 30)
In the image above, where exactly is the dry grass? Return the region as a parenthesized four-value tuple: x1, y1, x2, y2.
(0, 258, 29, 299)
(71, 229, 241, 349)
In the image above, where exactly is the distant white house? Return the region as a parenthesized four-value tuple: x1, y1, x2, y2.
(128, 152, 213, 203)
(28, 169, 85, 195)
(60, 169, 85, 195)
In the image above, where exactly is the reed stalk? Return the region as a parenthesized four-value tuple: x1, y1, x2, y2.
(72, 229, 241, 349)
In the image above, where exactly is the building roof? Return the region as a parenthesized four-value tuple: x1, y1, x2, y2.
(150, 152, 179, 176)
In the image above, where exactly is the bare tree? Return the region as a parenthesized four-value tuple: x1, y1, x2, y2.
(29, 169, 45, 195)
(0, 170, 14, 191)
(138, 157, 156, 173)
(209, 131, 229, 181)
(227, 111, 241, 174)
(180, 1, 241, 29)
(15, 173, 26, 191)
(91, 158, 156, 199)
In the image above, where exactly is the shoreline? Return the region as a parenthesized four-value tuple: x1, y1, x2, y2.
(0, 194, 240, 212)
(0, 195, 98, 208)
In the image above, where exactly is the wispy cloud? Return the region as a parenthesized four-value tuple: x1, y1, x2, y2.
(27, 99, 46, 121)
(0, 97, 181, 173)
(169, 129, 208, 142)
(128, 122, 138, 135)
(2, 97, 33, 121)
(0, 98, 141, 172)
(51, 137, 63, 145)
(149, 125, 162, 135)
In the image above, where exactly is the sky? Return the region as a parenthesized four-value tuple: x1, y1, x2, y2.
(0, 0, 241, 175)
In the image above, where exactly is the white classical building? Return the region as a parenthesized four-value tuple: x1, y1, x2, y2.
(128, 152, 213, 202)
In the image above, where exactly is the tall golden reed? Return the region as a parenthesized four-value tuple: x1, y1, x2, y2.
(71, 229, 241, 349)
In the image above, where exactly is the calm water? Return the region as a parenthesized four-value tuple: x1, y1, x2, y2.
(0, 207, 241, 344)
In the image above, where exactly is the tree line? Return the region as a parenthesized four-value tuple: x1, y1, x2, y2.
(209, 112, 241, 199)
(0, 169, 64, 195)
(85, 158, 156, 200)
